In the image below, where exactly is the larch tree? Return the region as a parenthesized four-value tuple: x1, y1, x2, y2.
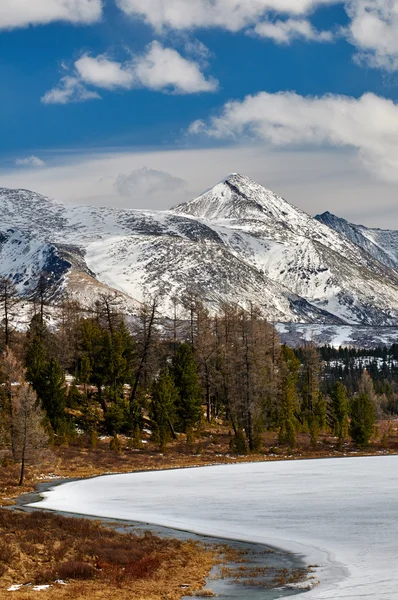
(0, 277, 19, 349)
(0, 348, 26, 460)
(129, 298, 159, 415)
(12, 383, 47, 486)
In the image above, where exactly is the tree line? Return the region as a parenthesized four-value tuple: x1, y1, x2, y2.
(0, 277, 392, 483)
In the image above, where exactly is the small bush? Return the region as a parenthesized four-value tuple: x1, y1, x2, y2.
(0, 540, 15, 564)
(110, 435, 122, 454)
(229, 430, 247, 455)
(56, 561, 96, 580)
(125, 555, 161, 579)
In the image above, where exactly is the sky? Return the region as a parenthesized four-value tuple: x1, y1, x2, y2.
(1, 0, 398, 228)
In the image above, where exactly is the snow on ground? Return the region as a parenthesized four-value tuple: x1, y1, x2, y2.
(31, 456, 398, 599)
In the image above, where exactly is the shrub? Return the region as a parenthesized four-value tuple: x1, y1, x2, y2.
(0, 540, 15, 563)
(56, 561, 96, 580)
(110, 435, 122, 454)
(229, 430, 247, 455)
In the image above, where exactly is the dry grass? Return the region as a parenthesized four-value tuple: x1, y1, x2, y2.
(1, 418, 398, 507)
(0, 510, 217, 599)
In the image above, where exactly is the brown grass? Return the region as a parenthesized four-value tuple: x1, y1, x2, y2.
(0, 510, 217, 599)
(1, 418, 398, 508)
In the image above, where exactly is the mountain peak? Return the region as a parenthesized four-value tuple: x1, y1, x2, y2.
(171, 173, 299, 223)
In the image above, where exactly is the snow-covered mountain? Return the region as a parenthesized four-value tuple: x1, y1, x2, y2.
(0, 174, 397, 326)
(316, 211, 398, 272)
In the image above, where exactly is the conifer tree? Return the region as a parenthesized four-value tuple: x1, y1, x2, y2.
(37, 357, 67, 432)
(172, 343, 202, 432)
(330, 381, 349, 448)
(151, 368, 178, 451)
(300, 344, 325, 447)
(279, 346, 300, 448)
(350, 392, 376, 446)
(0, 277, 19, 349)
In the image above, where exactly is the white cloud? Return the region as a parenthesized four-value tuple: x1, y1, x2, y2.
(189, 91, 398, 182)
(116, 0, 339, 32)
(2, 145, 398, 228)
(133, 42, 218, 93)
(75, 55, 135, 90)
(42, 42, 218, 103)
(0, 0, 102, 30)
(254, 18, 334, 43)
(15, 156, 46, 168)
(115, 167, 188, 206)
(346, 0, 398, 71)
(41, 76, 101, 105)
(115, 0, 398, 70)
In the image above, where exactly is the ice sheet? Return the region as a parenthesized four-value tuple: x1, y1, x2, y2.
(31, 456, 398, 599)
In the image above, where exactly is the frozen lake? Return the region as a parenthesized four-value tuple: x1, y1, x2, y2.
(31, 456, 398, 599)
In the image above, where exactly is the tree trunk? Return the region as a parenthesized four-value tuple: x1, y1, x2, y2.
(19, 442, 26, 486)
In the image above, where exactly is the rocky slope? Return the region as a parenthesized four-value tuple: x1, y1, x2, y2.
(316, 211, 398, 272)
(0, 174, 397, 325)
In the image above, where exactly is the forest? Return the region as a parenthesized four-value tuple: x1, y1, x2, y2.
(0, 275, 397, 485)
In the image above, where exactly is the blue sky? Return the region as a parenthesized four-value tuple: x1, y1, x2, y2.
(1, 0, 398, 228)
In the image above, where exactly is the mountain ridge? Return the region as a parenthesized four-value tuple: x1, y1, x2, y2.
(0, 174, 397, 326)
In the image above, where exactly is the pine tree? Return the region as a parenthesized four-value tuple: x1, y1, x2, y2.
(330, 381, 349, 448)
(151, 369, 178, 451)
(36, 358, 67, 434)
(279, 346, 300, 449)
(300, 344, 324, 447)
(350, 393, 376, 446)
(172, 343, 202, 433)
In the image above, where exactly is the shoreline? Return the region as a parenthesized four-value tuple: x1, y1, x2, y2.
(14, 477, 313, 599)
(9, 455, 397, 597)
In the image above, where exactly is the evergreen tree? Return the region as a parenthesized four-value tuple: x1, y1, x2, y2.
(172, 343, 202, 432)
(36, 358, 67, 433)
(151, 368, 178, 451)
(330, 381, 349, 447)
(279, 346, 300, 448)
(350, 393, 376, 446)
(299, 344, 325, 447)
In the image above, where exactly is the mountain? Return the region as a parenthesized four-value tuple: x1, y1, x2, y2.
(316, 211, 398, 272)
(0, 174, 397, 326)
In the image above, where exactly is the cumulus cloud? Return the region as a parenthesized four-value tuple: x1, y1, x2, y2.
(133, 42, 218, 93)
(115, 167, 188, 206)
(15, 156, 46, 167)
(75, 55, 135, 90)
(346, 0, 398, 71)
(0, 0, 102, 30)
(189, 91, 398, 182)
(42, 42, 217, 103)
(41, 76, 101, 105)
(116, 0, 338, 33)
(115, 0, 398, 70)
(254, 18, 333, 43)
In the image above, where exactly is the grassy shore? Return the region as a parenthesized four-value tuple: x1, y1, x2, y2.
(2, 419, 397, 506)
(0, 510, 218, 599)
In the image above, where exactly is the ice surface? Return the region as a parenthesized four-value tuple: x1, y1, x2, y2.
(31, 456, 398, 599)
